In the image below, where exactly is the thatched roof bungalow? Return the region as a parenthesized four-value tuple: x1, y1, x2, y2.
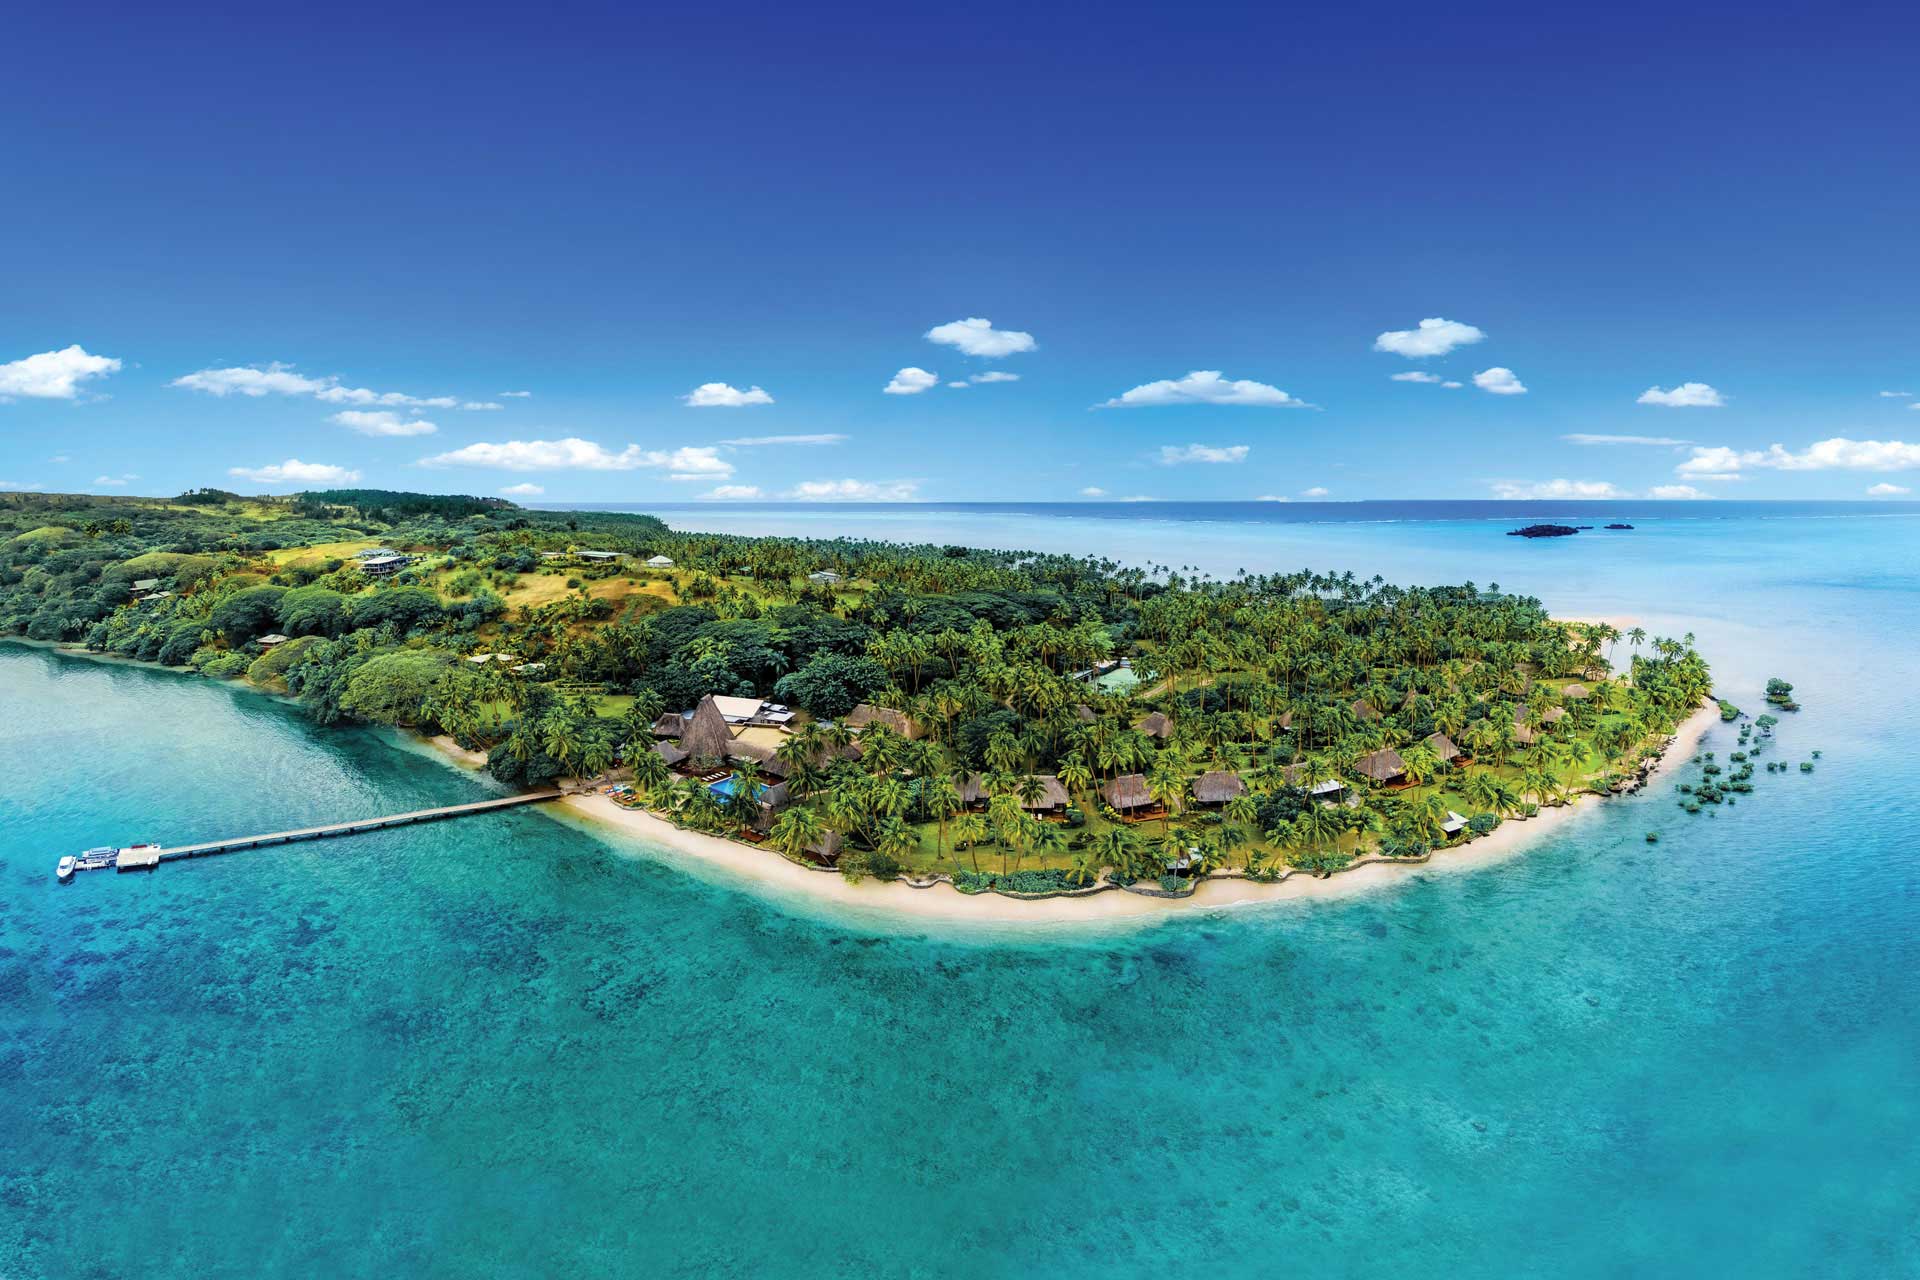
(679, 695, 737, 762)
(1280, 764, 1347, 798)
(651, 712, 687, 739)
(652, 740, 689, 768)
(1018, 775, 1070, 812)
(1134, 712, 1172, 740)
(1423, 731, 1464, 763)
(1353, 748, 1408, 785)
(1351, 698, 1382, 722)
(1102, 773, 1153, 811)
(1192, 770, 1245, 806)
(954, 773, 990, 806)
(845, 703, 919, 739)
(1562, 682, 1592, 700)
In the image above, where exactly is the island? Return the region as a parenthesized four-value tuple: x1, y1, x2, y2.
(1507, 524, 1581, 538)
(1, 488, 1716, 908)
(1605, 523, 1635, 530)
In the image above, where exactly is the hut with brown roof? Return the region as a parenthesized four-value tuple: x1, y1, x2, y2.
(1017, 775, 1070, 813)
(807, 830, 845, 862)
(1073, 703, 1098, 723)
(1353, 748, 1408, 785)
(1351, 698, 1382, 722)
(1192, 770, 1246, 807)
(1102, 773, 1154, 813)
(1281, 763, 1348, 800)
(845, 703, 919, 738)
(953, 773, 990, 807)
(651, 712, 687, 739)
(1134, 712, 1172, 740)
(679, 695, 736, 763)
(1423, 731, 1464, 763)
(1562, 682, 1592, 700)
(652, 740, 689, 769)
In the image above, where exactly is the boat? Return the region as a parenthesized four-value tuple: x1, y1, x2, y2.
(75, 846, 119, 871)
(57, 855, 76, 882)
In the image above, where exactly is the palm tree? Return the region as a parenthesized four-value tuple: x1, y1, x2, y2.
(1092, 826, 1137, 880)
(630, 747, 671, 799)
(952, 811, 988, 873)
(769, 806, 823, 863)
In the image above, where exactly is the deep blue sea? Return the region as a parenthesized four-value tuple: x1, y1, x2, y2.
(5, 503, 1919, 1277)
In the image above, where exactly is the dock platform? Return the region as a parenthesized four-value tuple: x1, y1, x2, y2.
(109, 790, 563, 872)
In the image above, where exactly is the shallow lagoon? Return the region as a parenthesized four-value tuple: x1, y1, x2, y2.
(4, 505, 1918, 1277)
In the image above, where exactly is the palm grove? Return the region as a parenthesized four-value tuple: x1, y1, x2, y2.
(0, 489, 1712, 893)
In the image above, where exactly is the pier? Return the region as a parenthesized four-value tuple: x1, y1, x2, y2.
(101, 790, 563, 873)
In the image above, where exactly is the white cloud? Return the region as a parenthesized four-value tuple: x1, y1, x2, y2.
(1158, 443, 1250, 465)
(500, 390, 533, 398)
(718, 433, 846, 446)
(316, 386, 457, 408)
(1474, 367, 1528, 396)
(1373, 317, 1485, 358)
(947, 381, 970, 388)
(228, 459, 361, 486)
(1301, 486, 1330, 498)
(0, 480, 44, 491)
(499, 483, 545, 496)
(703, 484, 765, 499)
(1867, 482, 1911, 496)
(1391, 371, 1443, 383)
(462, 401, 503, 411)
(786, 478, 920, 501)
(1490, 478, 1623, 499)
(418, 437, 733, 478)
(1563, 433, 1693, 446)
(1678, 437, 1920, 477)
(971, 371, 1020, 384)
(1099, 370, 1311, 409)
(331, 409, 437, 437)
(174, 363, 326, 398)
(0, 345, 123, 399)
(93, 473, 137, 487)
(1649, 484, 1712, 499)
(48, 455, 70, 463)
(1443, 380, 1464, 388)
(884, 367, 939, 395)
(1877, 390, 1910, 398)
(683, 382, 775, 407)
(1079, 487, 1108, 497)
(1638, 382, 1726, 408)
(924, 317, 1035, 358)
(1255, 494, 1289, 502)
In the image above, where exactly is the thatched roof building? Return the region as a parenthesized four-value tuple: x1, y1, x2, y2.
(679, 695, 736, 761)
(1351, 698, 1382, 722)
(1281, 763, 1347, 796)
(1423, 731, 1463, 763)
(1562, 682, 1592, 700)
(652, 740, 689, 768)
(1135, 712, 1172, 740)
(1102, 773, 1153, 811)
(1192, 770, 1245, 806)
(954, 773, 990, 806)
(1353, 748, 1407, 784)
(651, 712, 687, 739)
(1018, 775, 1070, 811)
(845, 703, 919, 738)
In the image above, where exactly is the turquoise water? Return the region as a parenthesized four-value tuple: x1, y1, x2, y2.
(5, 507, 1920, 1277)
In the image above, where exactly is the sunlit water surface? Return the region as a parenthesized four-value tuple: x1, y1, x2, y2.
(3, 505, 1917, 1277)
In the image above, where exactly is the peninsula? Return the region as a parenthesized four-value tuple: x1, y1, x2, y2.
(1, 488, 1714, 905)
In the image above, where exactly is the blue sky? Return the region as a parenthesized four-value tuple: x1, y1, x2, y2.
(4, 0, 1919, 504)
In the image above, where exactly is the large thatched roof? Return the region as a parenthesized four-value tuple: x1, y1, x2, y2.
(1018, 775, 1070, 810)
(845, 702, 919, 738)
(1134, 712, 1172, 740)
(680, 695, 737, 761)
(1562, 682, 1592, 700)
(1353, 748, 1407, 783)
(1193, 770, 1245, 805)
(1423, 731, 1463, 762)
(954, 773, 989, 805)
(651, 712, 687, 739)
(1351, 698, 1382, 722)
(652, 740, 688, 768)
(1102, 773, 1152, 810)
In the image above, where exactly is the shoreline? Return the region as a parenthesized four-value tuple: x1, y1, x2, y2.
(522, 703, 1719, 926)
(4, 636, 1718, 925)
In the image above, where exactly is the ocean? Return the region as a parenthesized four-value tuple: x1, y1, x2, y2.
(4, 502, 1918, 1277)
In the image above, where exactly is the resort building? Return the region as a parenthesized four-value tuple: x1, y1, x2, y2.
(807, 570, 841, 584)
(1424, 731, 1464, 764)
(953, 774, 991, 808)
(352, 547, 398, 560)
(255, 633, 291, 649)
(1192, 770, 1245, 807)
(1351, 698, 1382, 722)
(844, 703, 918, 738)
(1442, 810, 1469, 836)
(1102, 773, 1154, 814)
(131, 577, 160, 592)
(359, 553, 411, 577)
(1353, 748, 1408, 786)
(1134, 711, 1172, 741)
(645, 554, 674, 568)
(1562, 682, 1592, 700)
(1017, 775, 1070, 814)
(1280, 763, 1348, 803)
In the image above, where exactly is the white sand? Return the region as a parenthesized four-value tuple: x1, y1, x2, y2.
(524, 704, 1720, 929)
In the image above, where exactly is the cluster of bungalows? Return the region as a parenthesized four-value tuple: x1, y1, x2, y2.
(130, 577, 171, 604)
(467, 652, 547, 676)
(953, 772, 1070, 815)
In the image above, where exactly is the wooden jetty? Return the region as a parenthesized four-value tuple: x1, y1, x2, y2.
(112, 790, 563, 872)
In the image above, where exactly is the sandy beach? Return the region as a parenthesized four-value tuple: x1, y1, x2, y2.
(536, 703, 1720, 928)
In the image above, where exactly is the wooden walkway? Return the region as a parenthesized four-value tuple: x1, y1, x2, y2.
(115, 790, 563, 872)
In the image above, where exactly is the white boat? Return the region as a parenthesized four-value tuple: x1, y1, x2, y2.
(57, 856, 76, 881)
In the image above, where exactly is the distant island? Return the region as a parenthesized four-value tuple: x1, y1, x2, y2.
(1, 488, 1714, 906)
(1507, 524, 1581, 538)
(1605, 523, 1635, 530)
